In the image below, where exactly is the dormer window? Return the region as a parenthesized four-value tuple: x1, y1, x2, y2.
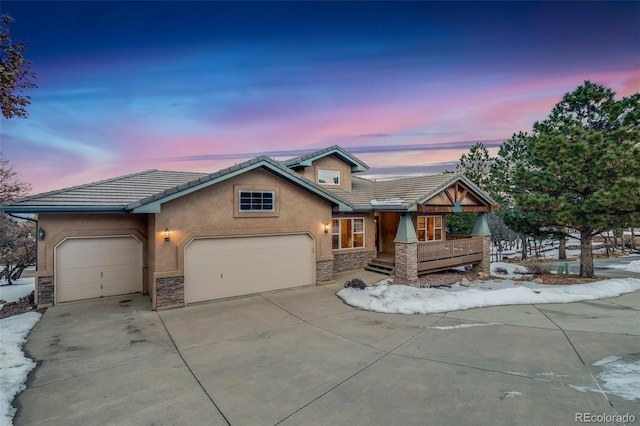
(318, 169, 340, 186)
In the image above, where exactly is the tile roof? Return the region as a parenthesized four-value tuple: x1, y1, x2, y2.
(1, 146, 496, 214)
(328, 174, 497, 210)
(4, 170, 209, 209)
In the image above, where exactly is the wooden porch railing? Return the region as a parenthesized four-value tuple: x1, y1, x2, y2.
(417, 236, 484, 273)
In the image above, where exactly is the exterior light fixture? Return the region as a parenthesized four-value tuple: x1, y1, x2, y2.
(164, 227, 170, 241)
(37, 228, 45, 240)
(324, 223, 330, 233)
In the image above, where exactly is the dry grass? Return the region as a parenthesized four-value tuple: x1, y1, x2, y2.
(535, 273, 601, 285)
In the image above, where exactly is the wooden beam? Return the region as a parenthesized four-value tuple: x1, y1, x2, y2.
(444, 188, 455, 205)
(418, 205, 492, 213)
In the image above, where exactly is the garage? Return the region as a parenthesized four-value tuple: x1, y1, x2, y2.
(184, 234, 315, 304)
(55, 236, 143, 303)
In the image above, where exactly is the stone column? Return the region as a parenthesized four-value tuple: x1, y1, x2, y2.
(394, 212, 418, 282)
(471, 212, 492, 274)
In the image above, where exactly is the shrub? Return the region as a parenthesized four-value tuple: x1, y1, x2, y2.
(521, 259, 551, 275)
(493, 266, 508, 275)
(344, 278, 367, 289)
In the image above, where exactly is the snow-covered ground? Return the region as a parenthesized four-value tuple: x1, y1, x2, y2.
(0, 312, 41, 426)
(570, 356, 640, 402)
(337, 278, 640, 315)
(0, 278, 35, 309)
(0, 277, 39, 426)
(490, 262, 532, 279)
(607, 260, 640, 273)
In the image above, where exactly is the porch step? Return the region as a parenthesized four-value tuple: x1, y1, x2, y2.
(364, 260, 395, 276)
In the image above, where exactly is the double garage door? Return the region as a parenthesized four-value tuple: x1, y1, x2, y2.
(185, 234, 315, 304)
(55, 236, 143, 303)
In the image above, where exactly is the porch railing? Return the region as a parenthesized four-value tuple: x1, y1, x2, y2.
(417, 236, 484, 272)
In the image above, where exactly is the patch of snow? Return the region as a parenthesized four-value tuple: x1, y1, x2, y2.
(568, 384, 600, 394)
(0, 312, 41, 426)
(608, 260, 640, 273)
(0, 278, 35, 311)
(375, 278, 393, 286)
(593, 356, 640, 401)
(337, 278, 640, 315)
(431, 323, 499, 330)
(370, 198, 404, 205)
(502, 391, 522, 399)
(593, 356, 621, 366)
(535, 372, 569, 378)
(490, 262, 532, 279)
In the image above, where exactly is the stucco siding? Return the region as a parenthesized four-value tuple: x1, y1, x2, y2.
(296, 155, 353, 191)
(35, 213, 149, 305)
(153, 167, 334, 282)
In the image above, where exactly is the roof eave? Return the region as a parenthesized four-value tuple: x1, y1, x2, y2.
(0, 205, 128, 213)
(285, 147, 369, 172)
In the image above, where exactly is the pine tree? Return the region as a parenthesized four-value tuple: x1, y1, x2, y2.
(514, 81, 640, 277)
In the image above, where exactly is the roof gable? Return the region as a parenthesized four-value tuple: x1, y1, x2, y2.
(283, 145, 369, 172)
(129, 156, 353, 213)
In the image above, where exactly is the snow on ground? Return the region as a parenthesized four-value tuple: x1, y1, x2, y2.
(501, 391, 522, 399)
(0, 312, 41, 426)
(431, 323, 499, 330)
(490, 262, 532, 279)
(608, 260, 640, 273)
(337, 278, 640, 315)
(0, 278, 35, 310)
(570, 356, 640, 402)
(594, 356, 640, 401)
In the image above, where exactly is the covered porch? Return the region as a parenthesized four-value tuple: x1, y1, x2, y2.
(366, 179, 498, 281)
(367, 234, 485, 275)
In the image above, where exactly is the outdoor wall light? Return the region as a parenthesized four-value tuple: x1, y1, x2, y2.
(164, 227, 170, 241)
(37, 228, 45, 240)
(324, 223, 330, 233)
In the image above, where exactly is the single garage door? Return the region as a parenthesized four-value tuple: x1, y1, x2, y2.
(55, 236, 143, 303)
(184, 234, 315, 303)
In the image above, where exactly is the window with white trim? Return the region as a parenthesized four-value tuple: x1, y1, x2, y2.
(318, 169, 341, 185)
(417, 215, 443, 241)
(239, 190, 275, 212)
(332, 217, 364, 249)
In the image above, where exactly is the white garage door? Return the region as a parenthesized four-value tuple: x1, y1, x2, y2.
(185, 234, 315, 304)
(56, 237, 143, 303)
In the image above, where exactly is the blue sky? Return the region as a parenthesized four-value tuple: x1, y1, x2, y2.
(2, 1, 639, 193)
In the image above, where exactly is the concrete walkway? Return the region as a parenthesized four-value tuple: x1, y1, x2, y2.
(14, 271, 640, 426)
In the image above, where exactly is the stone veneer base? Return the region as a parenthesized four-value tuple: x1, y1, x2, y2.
(316, 260, 334, 283)
(37, 276, 54, 306)
(156, 276, 185, 309)
(333, 250, 376, 273)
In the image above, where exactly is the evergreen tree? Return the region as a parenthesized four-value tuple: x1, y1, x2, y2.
(450, 142, 492, 236)
(490, 132, 563, 259)
(455, 142, 491, 190)
(514, 81, 640, 277)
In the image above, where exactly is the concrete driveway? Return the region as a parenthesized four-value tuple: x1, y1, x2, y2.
(14, 271, 640, 426)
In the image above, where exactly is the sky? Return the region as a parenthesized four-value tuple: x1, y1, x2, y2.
(1, 1, 639, 194)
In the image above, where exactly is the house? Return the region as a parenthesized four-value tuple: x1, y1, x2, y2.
(1, 146, 498, 310)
